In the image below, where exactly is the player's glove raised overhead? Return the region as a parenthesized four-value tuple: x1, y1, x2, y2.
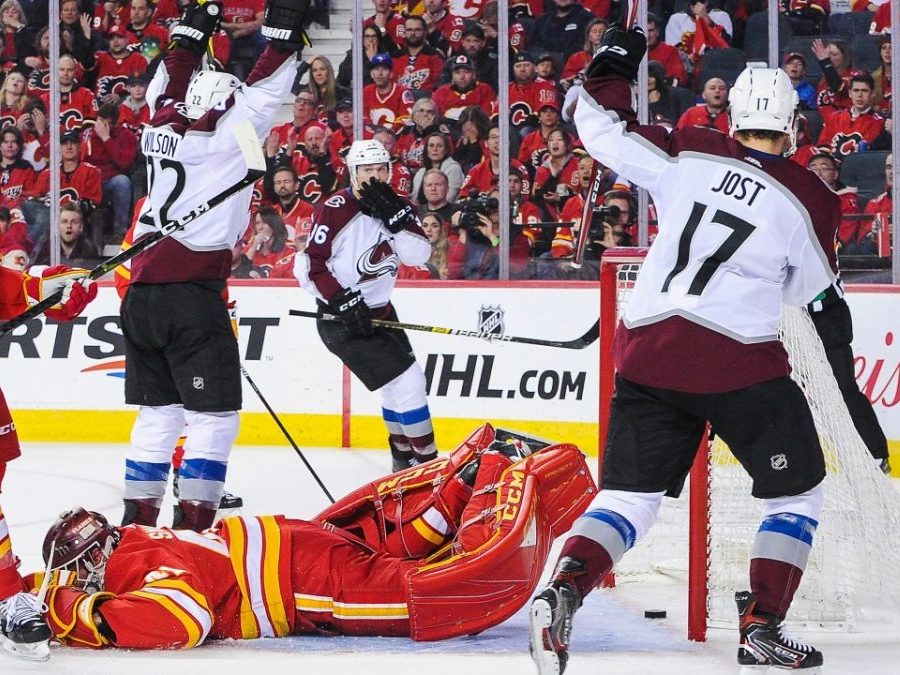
(23, 265, 98, 322)
(357, 178, 417, 234)
(262, 0, 313, 53)
(329, 288, 373, 337)
(586, 26, 647, 82)
(170, 0, 223, 56)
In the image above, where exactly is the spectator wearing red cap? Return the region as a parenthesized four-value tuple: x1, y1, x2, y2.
(95, 23, 147, 105)
(510, 51, 558, 137)
(393, 15, 445, 94)
(675, 77, 730, 134)
(784, 52, 817, 111)
(363, 52, 414, 133)
(364, 0, 406, 55)
(432, 54, 495, 120)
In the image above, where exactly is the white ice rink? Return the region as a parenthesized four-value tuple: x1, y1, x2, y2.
(3, 442, 899, 674)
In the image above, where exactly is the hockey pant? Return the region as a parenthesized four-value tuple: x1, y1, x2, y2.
(381, 363, 437, 459)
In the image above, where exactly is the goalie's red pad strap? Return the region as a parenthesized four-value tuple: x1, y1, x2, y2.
(45, 586, 115, 648)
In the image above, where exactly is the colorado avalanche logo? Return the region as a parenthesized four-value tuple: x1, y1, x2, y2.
(357, 232, 399, 282)
(478, 305, 505, 336)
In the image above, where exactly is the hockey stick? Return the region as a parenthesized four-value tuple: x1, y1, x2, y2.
(0, 122, 266, 337)
(240, 364, 335, 504)
(572, 0, 640, 266)
(289, 309, 600, 350)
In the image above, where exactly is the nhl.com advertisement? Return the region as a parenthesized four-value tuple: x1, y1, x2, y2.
(1, 282, 897, 456)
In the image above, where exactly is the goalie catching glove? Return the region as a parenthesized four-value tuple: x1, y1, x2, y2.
(358, 178, 417, 234)
(170, 0, 223, 56)
(23, 265, 98, 322)
(329, 288, 373, 337)
(586, 25, 647, 82)
(262, 0, 313, 52)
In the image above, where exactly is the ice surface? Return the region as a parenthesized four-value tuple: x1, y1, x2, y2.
(2, 443, 899, 674)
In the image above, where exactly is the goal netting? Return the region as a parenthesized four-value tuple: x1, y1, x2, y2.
(599, 248, 900, 638)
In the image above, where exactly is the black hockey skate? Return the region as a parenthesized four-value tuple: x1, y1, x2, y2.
(736, 591, 823, 673)
(173, 470, 244, 510)
(529, 581, 582, 675)
(389, 438, 436, 472)
(0, 592, 51, 661)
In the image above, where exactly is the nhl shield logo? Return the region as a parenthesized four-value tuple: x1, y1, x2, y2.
(478, 305, 505, 336)
(770, 453, 788, 471)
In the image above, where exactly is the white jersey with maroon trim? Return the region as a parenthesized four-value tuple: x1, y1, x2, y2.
(293, 188, 431, 309)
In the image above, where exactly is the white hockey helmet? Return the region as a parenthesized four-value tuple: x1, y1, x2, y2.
(346, 139, 392, 190)
(729, 67, 799, 151)
(183, 69, 241, 120)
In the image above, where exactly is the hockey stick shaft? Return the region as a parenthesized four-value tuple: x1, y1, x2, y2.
(240, 365, 335, 504)
(289, 309, 599, 350)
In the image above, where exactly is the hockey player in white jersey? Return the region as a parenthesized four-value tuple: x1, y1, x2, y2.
(294, 140, 437, 471)
(120, 0, 312, 532)
(530, 27, 836, 675)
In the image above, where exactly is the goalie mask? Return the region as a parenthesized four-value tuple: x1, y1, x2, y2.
(183, 69, 241, 120)
(729, 66, 799, 153)
(43, 507, 121, 592)
(346, 139, 392, 191)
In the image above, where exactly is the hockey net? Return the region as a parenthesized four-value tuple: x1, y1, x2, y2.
(599, 248, 900, 640)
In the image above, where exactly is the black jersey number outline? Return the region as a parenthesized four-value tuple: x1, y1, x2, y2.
(139, 158, 187, 228)
(661, 201, 756, 295)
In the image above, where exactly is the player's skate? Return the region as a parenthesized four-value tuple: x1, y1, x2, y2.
(529, 580, 581, 675)
(736, 591, 823, 673)
(0, 592, 51, 661)
(389, 438, 436, 472)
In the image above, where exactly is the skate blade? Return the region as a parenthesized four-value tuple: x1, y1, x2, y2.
(0, 635, 50, 662)
(529, 599, 560, 675)
(740, 667, 823, 675)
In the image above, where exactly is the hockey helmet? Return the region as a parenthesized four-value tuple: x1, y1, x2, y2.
(43, 507, 121, 591)
(729, 66, 799, 152)
(346, 139, 392, 190)
(183, 69, 241, 120)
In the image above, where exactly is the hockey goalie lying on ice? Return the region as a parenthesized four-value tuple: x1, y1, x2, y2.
(0, 425, 595, 658)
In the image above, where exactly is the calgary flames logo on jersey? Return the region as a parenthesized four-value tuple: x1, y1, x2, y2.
(509, 102, 534, 128)
(832, 132, 865, 159)
(357, 232, 399, 283)
(397, 68, 431, 91)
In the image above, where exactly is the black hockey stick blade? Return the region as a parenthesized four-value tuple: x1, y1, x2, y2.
(289, 309, 600, 350)
(0, 123, 265, 337)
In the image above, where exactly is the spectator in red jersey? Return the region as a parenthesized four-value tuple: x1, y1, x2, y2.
(422, 0, 465, 56)
(817, 73, 888, 161)
(562, 18, 608, 86)
(266, 164, 314, 250)
(416, 168, 459, 223)
(95, 24, 147, 105)
(394, 15, 445, 95)
(665, 0, 733, 48)
(238, 206, 295, 279)
(327, 97, 356, 185)
(788, 114, 817, 168)
(509, 51, 558, 137)
(337, 25, 385, 88)
(412, 131, 464, 203)
(869, 0, 892, 34)
(512, 169, 546, 253)
(271, 90, 327, 159)
(43, 54, 98, 132)
(420, 212, 450, 279)
(0, 204, 30, 256)
(291, 124, 336, 204)
(811, 38, 855, 115)
(432, 54, 495, 121)
(0, 126, 36, 212)
(0, 71, 28, 129)
(221, 0, 265, 63)
(646, 12, 686, 87)
(532, 128, 580, 222)
(364, 0, 406, 56)
(395, 97, 442, 172)
(534, 53, 559, 86)
(307, 55, 349, 116)
(372, 125, 413, 198)
(127, 0, 170, 62)
(872, 36, 892, 116)
(518, 102, 577, 176)
(460, 125, 529, 196)
(93, 0, 131, 36)
(529, 0, 594, 62)
(32, 200, 98, 266)
(118, 75, 150, 136)
(453, 104, 490, 172)
(0, 0, 32, 69)
(81, 104, 137, 237)
(363, 52, 414, 132)
(24, 130, 102, 244)
(58, 0, 95, 71)
(861, 152, 892, 256)
(17, 98, 49, 171)
(675, 76, 730, 134)
(806, 152, 864, 251)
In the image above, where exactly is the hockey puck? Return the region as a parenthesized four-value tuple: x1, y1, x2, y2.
(644, 609, 667, 619)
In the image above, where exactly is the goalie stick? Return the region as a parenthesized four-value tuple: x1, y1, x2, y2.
(0, 122, 266, 337)
(289, 309, 600, 350)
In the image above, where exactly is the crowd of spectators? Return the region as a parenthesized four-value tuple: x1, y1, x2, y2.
(0, 0, 894, 281)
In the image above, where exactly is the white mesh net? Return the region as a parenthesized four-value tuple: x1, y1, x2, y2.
(606, 256, 900, 631)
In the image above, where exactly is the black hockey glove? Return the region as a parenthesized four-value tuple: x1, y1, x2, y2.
(358, 179, 416, 234)
(585, 26, 647, 82)
(170, 0, 223, 56)
(262, 0, 313, 52)
(329, 288, 373, 337)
